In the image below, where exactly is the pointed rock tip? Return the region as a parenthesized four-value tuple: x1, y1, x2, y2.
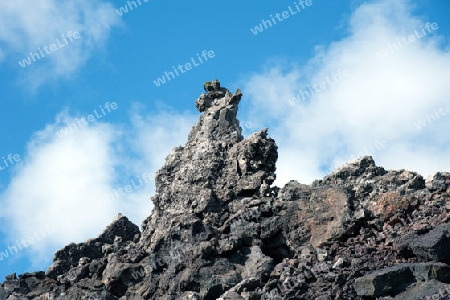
(195, 79, 241, 112)
(327, 156, 378, 178)
(98, 214, 140, 244)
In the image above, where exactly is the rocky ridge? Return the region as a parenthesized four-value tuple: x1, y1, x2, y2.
(1, 80, 450, 299)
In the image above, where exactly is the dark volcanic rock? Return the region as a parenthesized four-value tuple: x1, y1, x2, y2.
(397, 223, 450, 262)
(426, 172, 450, 192)
(45, 215, 140, 280)
(145, 86, 275, 218)
(1, 80, 450, 300)
(354, 262, 450, 297)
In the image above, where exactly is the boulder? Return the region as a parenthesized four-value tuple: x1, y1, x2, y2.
(397, 223, 450, 262)
(354, 262, 450, 297)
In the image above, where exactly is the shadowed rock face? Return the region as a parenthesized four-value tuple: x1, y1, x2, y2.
(1, 81, 450, 300)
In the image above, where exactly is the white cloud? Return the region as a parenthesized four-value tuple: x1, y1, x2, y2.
(0, 104, 196, 270)
(240, 0, 450, 186)
(126, 103, 198, 175)
(0, 0, 121, 90)
(0, 119, 118, 267)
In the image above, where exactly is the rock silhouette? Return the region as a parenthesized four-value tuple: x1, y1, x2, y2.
(1, 81, 450, 299)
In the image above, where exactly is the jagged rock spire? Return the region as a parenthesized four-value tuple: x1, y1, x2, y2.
(148, 80, 277, 217)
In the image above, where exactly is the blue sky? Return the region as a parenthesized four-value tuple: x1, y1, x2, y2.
(0, 0, 449, 280)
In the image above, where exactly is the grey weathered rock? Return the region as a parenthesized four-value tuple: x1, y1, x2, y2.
(144, 85, 275, 218)
(389, 280, 450, 300)
(45, 215, 139, 280)
(354, 262, 450, 297)
(397, 223, 450, 262)
(1, 80, 450, 300)
(426, 172, 450, 192)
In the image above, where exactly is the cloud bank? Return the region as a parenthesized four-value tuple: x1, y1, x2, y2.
(240, 0, 450, 186)
(0, 0, 121, 90)
(0, 104, 196, 270)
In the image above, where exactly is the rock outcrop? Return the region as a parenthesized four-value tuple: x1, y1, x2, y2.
(1, 81, 450, 299)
